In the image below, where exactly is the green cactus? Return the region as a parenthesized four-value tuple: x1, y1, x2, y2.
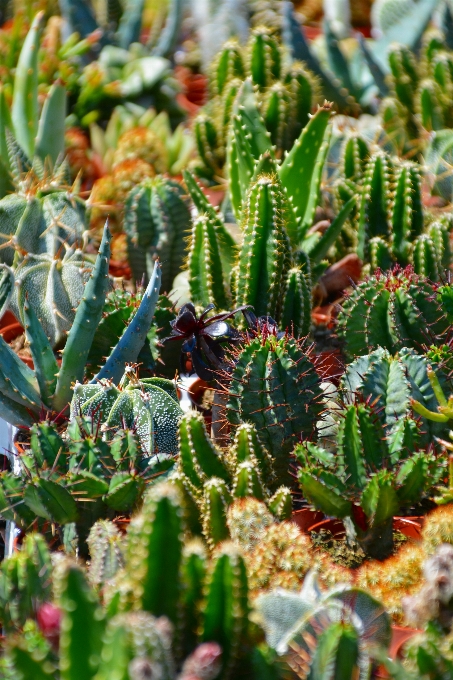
(297, 402, 438, 558)
(337, 267, 451, 361)
(341, 346, 453, 446)
(0, 533, 52, 632)
(234, 168, 292, 321)
(280, 265, 312, 338)
(187, 213, 230, 310)
(123, 176, 191, 291)
(225, 332, 323, 486)
(201, 477, 232, 548)
(71, 367, 182, 456)
(87, 520, 125, 589)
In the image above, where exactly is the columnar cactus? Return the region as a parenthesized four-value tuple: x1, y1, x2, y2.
(234, 171, 292, 321)
(87, 520, 125, 588)
(337, 267, 450, 360)
(187, 213, 230, 310)
(124, 176, 191, 290)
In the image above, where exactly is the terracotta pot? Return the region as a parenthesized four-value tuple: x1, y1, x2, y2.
(292, 508, 324, 533)
(0, 322, 24, 343)
(390, 625, 422, 659)
(311, 304, 337, 328)
(308, 518, 346, 537)
(315, 349, 344, 383)
(0, 310, 18, 328)
(393, 516, 423, 541)
(306, 516, 423, 540)
(314, 254, 362, 304)
(203, 187, 226, 209)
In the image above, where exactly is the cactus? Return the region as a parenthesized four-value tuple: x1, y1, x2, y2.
(356, 543, 425, 624)
(233, 168, 292, 321)
(124, 176, 192, 291)
(422, 505, 453, 554)
(341, 346, 453, 446)
(201, 477, 232, 548)
(226, 497, 274, 552)
(187, 213, 230, 310)
(0, 533, 52, 632)
(71, 366, 182, 456)
(337, 267, 451, 361)
(87, 520, 125, 588)
(225, 331, 323, 486)
(297, 402, 438, 559)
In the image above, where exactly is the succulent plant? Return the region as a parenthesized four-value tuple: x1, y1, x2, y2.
(337, 267, 451, 361)
(225, 330, 323, 486)
(422, 505, 453, 554)
(256, 574, 391, 678)
(341, 346, 453, 446)
(71, 366, 182, 456)
(297, 402, 439, 558)
(124, 176, 192, 291)
(173, 412, 291, 546)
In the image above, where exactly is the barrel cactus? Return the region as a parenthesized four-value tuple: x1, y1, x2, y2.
(124, 175, 191, 291)
(337, 267, 450, 360)
(225, 330, 323, 485)
(71, 365, 183, 456)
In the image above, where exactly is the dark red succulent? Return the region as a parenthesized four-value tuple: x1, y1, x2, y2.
(162, 303, 251, 380)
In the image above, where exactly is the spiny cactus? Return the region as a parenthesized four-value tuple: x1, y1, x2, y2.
(124, 175, 191, 291)
(341, 346, 453, 446)
(71, 365, 182, 456)
(422, 505, 453, 554)
(234, 169, 292, 321)
(187, 212, 230, 310)
(297, 402, 438, 558)
(194, 27, 320, 180)
(87, 520, 125, 589)
(243, 522, 314, 594)
(226, 497, 274, 552)
(0, 533, 52, 632)
(0, 418, 159, 556)
(225, 331, 323, 486)
(356, 543, 425, 624)
(337, 267, 451, 361)
(174, 412, 290, 545)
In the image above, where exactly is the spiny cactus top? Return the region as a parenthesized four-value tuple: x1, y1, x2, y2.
(337, 266, 451, 360)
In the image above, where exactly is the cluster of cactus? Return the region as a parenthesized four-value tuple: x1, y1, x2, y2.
(0, 415, 177, 555)
(186, 102, 355, 330)
(0, 226, 166, 428)
(334, 142, 452, 277)
(297, 400, 442, 559)
(193, 26, 320, 180)
(337, 267, 452, 361)
(1, 482, 277, 679)
(172, 412, 292, 547)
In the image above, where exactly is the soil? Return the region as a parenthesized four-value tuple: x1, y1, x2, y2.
(311, 529, 409, 569)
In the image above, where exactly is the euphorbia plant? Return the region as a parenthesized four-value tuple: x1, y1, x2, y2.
(297, 402, 441, 559)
